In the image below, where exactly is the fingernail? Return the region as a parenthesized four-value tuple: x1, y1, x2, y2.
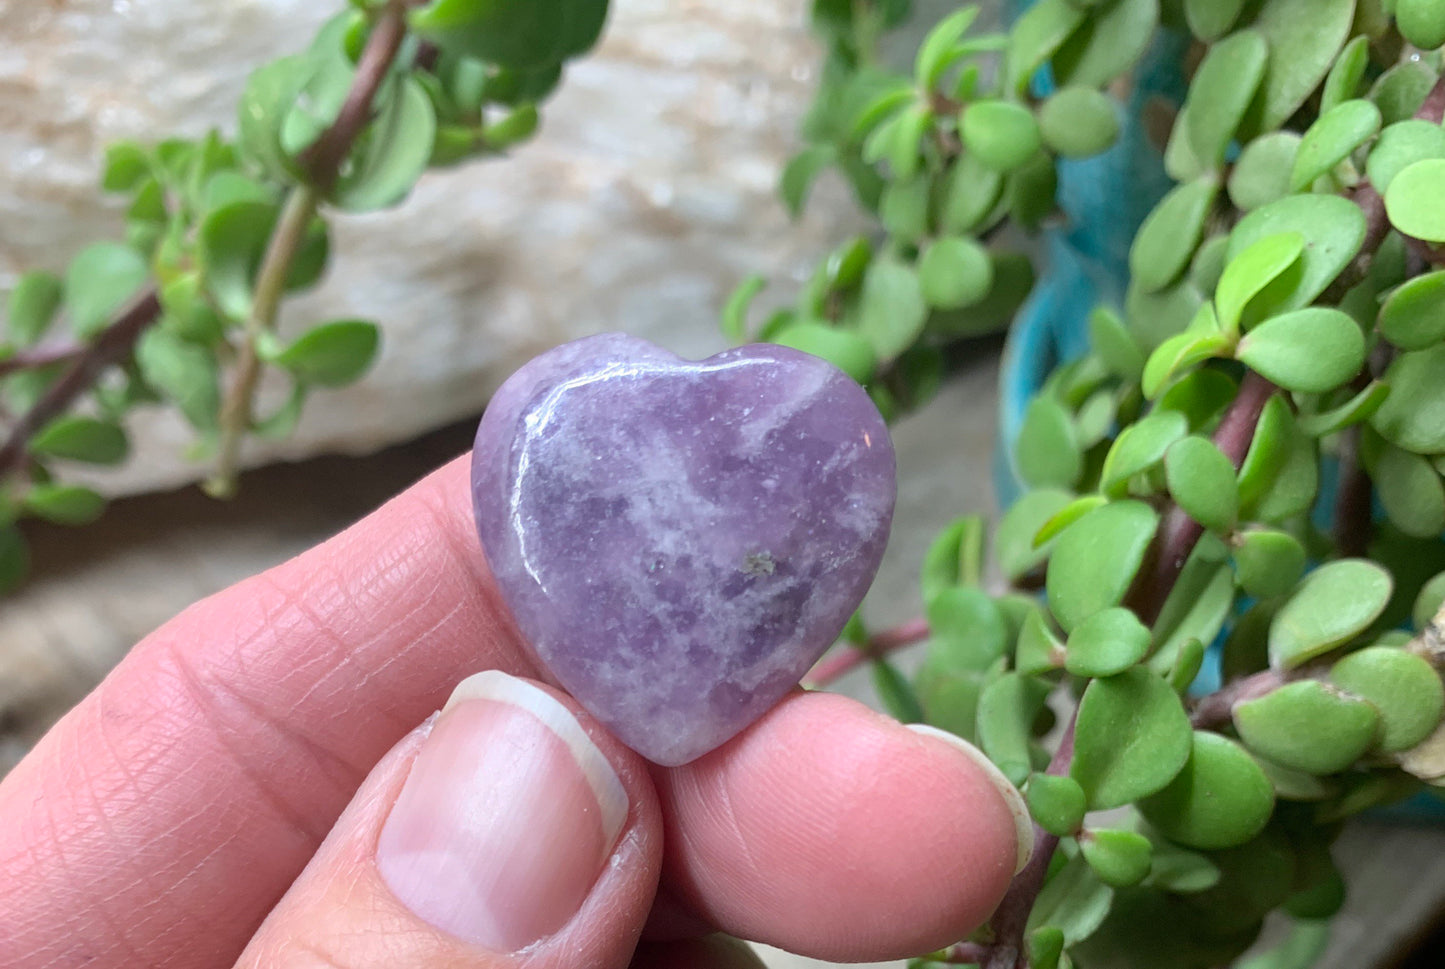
(906, 724, 1035, 874)
(377, 671, 628, 951)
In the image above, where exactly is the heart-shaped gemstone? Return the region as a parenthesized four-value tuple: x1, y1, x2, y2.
(471, 334, 895, 765)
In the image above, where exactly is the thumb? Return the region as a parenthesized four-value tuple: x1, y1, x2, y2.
(239, 671, 663, 969)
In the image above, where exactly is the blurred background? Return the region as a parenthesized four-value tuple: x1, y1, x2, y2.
(2, 2, 1445, 967)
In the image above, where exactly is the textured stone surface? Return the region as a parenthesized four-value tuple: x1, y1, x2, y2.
(1, 0, 870, 495)
(471, 334, 896, 765)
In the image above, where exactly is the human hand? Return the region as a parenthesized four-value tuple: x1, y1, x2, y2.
(0, 457, 1028, 969)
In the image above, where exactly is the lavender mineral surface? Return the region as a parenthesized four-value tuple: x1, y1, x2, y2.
(471, 333, 896, 765)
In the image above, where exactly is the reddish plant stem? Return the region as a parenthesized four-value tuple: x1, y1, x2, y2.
(1126, 370, 1276, 626)
(297, 0, 411, 192)
(0, 342, 88, 379)
(803, 617, 930, 688)
(1334, 422, 1373, 558)
(0, 290, 162, 478)
(982, 715, 1077, 969)
(1188, 667, 1289, 728)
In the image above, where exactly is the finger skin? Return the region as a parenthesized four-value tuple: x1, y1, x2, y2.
(238, 680, 663, 969)
(0, 458, 520, 969)
(0, 453, 1017, 969)
(654, 691, 1019, 962)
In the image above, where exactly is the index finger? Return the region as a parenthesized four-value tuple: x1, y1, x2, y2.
(0, 456, 526, 969)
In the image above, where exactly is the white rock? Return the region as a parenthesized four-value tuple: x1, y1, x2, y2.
(0, 0, 869, 494)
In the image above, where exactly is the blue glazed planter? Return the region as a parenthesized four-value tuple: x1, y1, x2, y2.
(991, 3, 1445, 822)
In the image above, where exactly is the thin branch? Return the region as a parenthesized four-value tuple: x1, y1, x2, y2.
(983, 714, 1077, 969)
(0, 290, 161, 478)
(0, 342, 88, 379)
(207, 187, 319, 497)
(297, 1, 412, 193)
(1126, 370, 1276, 626)
(803, 617, 930, 689)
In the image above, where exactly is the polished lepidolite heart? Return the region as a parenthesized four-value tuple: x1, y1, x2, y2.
(471, 333, 896, 765)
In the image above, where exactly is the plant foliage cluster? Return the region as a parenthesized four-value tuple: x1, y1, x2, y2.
(729, 1, 1445, 968)
(0, 0, 609, 589)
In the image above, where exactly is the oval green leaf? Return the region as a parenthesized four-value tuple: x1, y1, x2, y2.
(1269, 560, 1394, 669)
(1289, 99, 1381, 192)
(1071, 667, 1193, 809)
(1386, 159, 1445, 243)
(1139, 732, 1274, 850)
(1065, 606, 1151, 678)
(1234, 680, 1381, 774)
(1236, 308, 1365, 393)
(1332, 646, 1445, 751)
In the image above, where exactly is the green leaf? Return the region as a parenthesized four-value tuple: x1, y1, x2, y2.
(1065, 607, 1151, 678)
(5, 271, 63, 346)
(1366, 120, 1445, 195)
(1139, 732, 1274, 850)
(878, 175, 932, 242)
(915, 6, 980, 91)
(1370, 61, 1440, 124)
(1236, 308, 1365, 393)
(1398, 0, 1445, 48)
(773, 322, 876, 384)
(1233, 530, 1307, 600)
(261, 319, 379, 387)
(251, 381, 308, 440)
(1169, 637, 1208, 694)
(918, 236, 993, 310)
(1236, 394, 1289, 509)
(872, 658, 925, 723)
(21, 484, 106, 526)
(888, 103, 933, 181)
(1166, 436, 1239, 532)
(856, 258, 927, 360)
(1016, 397, 1081, 489)
(1080, 829, 1153, 888)
(720, 274, 765, 342)
(1269, 560, 1394, 669)
(1373, 345, 1445, 453)
(1072, 667, 1193, 809)
(1048, 501, 1159, 632)
(1026, 773, 1087, 837)
(1141, 329, 1231, 399)
(780, 145, 835, 219)
(1234, 919, 1332, 969)
(331, 77, 437, 211)
(28, 415, 128, 465)
(996, 489, 1073, 581)
(1416, 571, 1445, 631)
(480, 103, 539, 150)
(1325, 40, 1371, 115)
(1090, 306, 1144, 381)
(1027, 926, 1066, 969)
(977, 672, 1049, 784)
(136, 330, 221, 432)
(1185, 30, 1268, 169)
(1149, 550, 1236, 674)
(1289, 99, 1381, 192)
(1380, 270, 1445, 353)
(921, 515, 988, 604)
(1130, 176, 1219, 294)
(1184, 0, 1243, 40)
(1004, 0, 1085, 95)
(0, 527, 29, 594)
(409, 0, 609, 68)
(101, 141, 152, 192)
(1027, 852, 1115, 945)
(1100, 410, 1188, 495)
(1227, 133, 1301, 212)
(1158, 368, 1238, 432)
(1144, 841, 1221, 893)
(1034, 494, 1107, 548)
(1234, 680, 1381, 774)
(64, 243, 147, 337)
(1370, 439, 1445, 537)
(1038, 87, 1119, 159)
(927, 587, 1008, 674)
(1016, 608, 1066, 675)
(1053, 0, 1159, 88)
(1226, 194, 1367, 312)
(1006, 151, 1058, 230)
(939, 153, 1004, 233)
(236, 54, 315, 182)
(1385, 159, 1445, 243)
(1214, 232, 1305, 335)
(1297, 380, 1391, 436)
(198, 200, 329, 320)
(1332, 646, 1445, 751)
(960, 100, 1041, 173)
(1241, 0, 1356, 137)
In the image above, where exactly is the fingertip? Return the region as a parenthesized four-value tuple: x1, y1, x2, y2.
(656, 692, 1022, 961)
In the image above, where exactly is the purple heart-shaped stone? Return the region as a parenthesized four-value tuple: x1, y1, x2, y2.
(471, 333, 896, 765)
